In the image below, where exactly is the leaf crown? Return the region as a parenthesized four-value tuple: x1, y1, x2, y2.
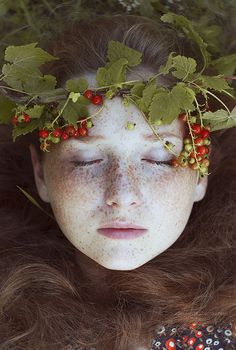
(0, 13, 236, 179)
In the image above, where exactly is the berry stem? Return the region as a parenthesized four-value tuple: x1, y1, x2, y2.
(89, 104, 105, 120)
(51, 95, 70, 127)
(186, 111, 200, 171)
(221, 89, 236, 100)
(193, 96, 204, 128)
(190, 82, 231, 114)
(94, 79, 141, 91)
(0, 85, 30, 95)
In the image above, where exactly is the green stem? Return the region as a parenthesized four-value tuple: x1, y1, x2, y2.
(204, 89, 231, 114)
(191, 82, 231, 114)
(0, 85, 30, 95)
(221, 89, 236, 100)
(193, 96, 204, 128)
(94, 80, 140, 91)
(148, 72, 164, 83)
(51, 96, 70, 126)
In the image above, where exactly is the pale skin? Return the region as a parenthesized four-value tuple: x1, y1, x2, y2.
(30, 68, 208, 279)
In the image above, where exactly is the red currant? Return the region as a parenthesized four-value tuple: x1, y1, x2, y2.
(73, 130, 79, 137)
(23, 113, 31, 123)
(52, 128, 62, 137)
(39, 129, 49, 138)
(61, 132, 69, 140)
(91, 95, 103, 105)
(200, 129, 210, 138)
(83, 90, 93, 100)
(191, 124, 202, 134)
(194, 137, 204, 146)
(78, 127, 88, 136)
(65, 125, 76, 136)
(197, 146, 207, 155)
(81, 120, 87, 128)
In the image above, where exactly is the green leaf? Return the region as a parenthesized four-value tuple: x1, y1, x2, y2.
(2, 43, 58, 92)
(96, 58, 128, 86)
(107, 41, 142, 66)
(60, 96, 90, 126)
(172, 55, 197, 80)
(149, 89, 180, 124)
(211, 53, 236, 76)
(137, 81, 158, 113)
(2, 63, 57, 93)
(96, 67, 108, 87)
(24, 75, 57, 94)
(159, 52, 176, 75)
(161, 13, 211, 69)
(199, 75, 232, 92)
(171, 83, 195, 110)
(149, 83, 195, 124)
(4, 43, 58, 70)
(24, 105, 45, 119)
(130, 83, 146, 97)
(0, 95, 16, 124)
(65, 78, 88, 93)
(202, 107, 236, 131)
(12, 118, 44, 141)
(2, 63, 39, 90)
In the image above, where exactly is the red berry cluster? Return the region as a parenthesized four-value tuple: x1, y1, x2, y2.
(11, 113, 31, 125)
(83, 89, 103, 105)
(38, 120, 92, 152)
(172, 113, 211, 176)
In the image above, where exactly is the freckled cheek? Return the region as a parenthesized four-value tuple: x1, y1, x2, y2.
(149, 169, 195, 204)
(44, 166, 102, 207)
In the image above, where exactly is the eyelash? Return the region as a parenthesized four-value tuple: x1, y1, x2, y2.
(72, 159, 173, 167)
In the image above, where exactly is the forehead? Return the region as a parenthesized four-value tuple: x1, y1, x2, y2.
(86, 97, 184, 142)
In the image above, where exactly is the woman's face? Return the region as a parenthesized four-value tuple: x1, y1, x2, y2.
(30, 68, 208, 271)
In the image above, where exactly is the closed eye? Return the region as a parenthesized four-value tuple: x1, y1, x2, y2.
(72, 159, 173, 167)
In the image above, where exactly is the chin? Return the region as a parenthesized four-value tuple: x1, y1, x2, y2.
(96, 257, 146, 271)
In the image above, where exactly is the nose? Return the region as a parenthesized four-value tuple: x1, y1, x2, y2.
(105, 164, 142, 208)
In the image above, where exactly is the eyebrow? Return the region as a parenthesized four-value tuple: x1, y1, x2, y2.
(72, 132, 181, 144)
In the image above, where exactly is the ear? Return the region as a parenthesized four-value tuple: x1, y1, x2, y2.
(29, 144, 50, 203)
(193, 173, 208, 202)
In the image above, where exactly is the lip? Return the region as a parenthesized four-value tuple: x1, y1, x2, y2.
(97, 228, 148, 239)
(99, 222, 147, 230)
